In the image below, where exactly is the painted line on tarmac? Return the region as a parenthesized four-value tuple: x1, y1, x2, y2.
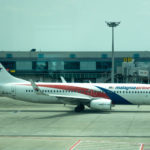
(1, 135, 150, 138)
(139, 144, 144, 150)
(69, 140, 81, 150)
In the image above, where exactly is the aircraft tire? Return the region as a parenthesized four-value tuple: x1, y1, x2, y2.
(74, 104, 85, 112)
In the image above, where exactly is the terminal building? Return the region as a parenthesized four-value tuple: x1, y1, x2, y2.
(0, 50, 150, 83)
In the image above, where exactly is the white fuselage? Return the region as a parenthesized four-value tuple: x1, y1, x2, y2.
(1, 82, 150, 105)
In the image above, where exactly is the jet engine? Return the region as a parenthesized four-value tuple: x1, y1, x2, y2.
(90, 99, 111, 111)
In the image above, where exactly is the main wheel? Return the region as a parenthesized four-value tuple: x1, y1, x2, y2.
(74, 104, 85, 112)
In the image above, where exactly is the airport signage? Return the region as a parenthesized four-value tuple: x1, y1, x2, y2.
(138, 70, 149, 77)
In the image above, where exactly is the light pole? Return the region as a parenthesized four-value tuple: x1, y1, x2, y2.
(106, 21, 120, 83)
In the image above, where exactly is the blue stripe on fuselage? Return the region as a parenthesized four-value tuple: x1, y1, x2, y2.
(96, 86, 132, 105)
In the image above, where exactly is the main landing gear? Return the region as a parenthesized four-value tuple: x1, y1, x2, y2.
(74, 104, 85, 112)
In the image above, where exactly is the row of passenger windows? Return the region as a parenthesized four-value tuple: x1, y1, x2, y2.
(25, 89, 150, 94)
(25, 89, 100, 94)
(115, 90, 150, 94)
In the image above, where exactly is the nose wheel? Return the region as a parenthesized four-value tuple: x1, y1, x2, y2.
(74, 104, 85, 112)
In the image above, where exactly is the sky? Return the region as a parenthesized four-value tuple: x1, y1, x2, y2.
(0, 0, 150, 51)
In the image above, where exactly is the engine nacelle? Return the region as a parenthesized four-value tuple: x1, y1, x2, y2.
(90, 99, 111, 111)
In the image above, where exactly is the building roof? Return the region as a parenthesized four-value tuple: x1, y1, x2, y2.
(0, 50, 150, 58)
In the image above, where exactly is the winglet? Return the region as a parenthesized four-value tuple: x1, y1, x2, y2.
(60, 76, 67, 83)
(30, 79, 45, 95)
(89, 80, 92, 83)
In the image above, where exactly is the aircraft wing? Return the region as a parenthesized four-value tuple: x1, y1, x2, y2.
(48, 93, 91, 104)
(30, 80, 92, 104)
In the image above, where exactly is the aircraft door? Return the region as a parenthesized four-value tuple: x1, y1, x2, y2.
(144, 92, 149, 104)
(11, 86, 16, 97)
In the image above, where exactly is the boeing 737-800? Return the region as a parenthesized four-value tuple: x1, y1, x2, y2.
(0, 63, 150, 112)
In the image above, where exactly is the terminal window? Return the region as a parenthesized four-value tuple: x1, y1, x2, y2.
(6, 54, 13, 58)
(96, 61, 111, 72)
(69, 54, 76, 58)
(133, 53, 140, 59)
(64, 62, 80, 70)
(32, 61, 48, 71)
(1, 61, 16, 70)
(101, 54, 108, 58)
(38, 53, 44, 58)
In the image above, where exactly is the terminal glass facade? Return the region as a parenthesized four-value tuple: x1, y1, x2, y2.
(96, 61, 111, 72)
(32, 61, 48, 71)
(64, 62, 80, 70)
(1, 51, 150, 83)
(1, 61, 16, 70)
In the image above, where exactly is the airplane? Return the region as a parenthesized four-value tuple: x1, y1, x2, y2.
(0, 63, 150, 112)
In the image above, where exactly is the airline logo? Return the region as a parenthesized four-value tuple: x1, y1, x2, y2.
(109, 86, 114, 90)
(115, 86, 136, 90)
(115, 86, 150, 90)
(0, 68, 2, 71)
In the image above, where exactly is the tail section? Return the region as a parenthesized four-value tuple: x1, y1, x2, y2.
(0, 63, 26, 83)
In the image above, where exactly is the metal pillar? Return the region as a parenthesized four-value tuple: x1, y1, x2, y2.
(106, 21, 120, 83)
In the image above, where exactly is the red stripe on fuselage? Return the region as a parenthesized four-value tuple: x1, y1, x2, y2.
(18, 84, 109, 99)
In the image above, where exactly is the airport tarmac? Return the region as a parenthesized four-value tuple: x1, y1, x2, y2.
(0, 97, 150, 150)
